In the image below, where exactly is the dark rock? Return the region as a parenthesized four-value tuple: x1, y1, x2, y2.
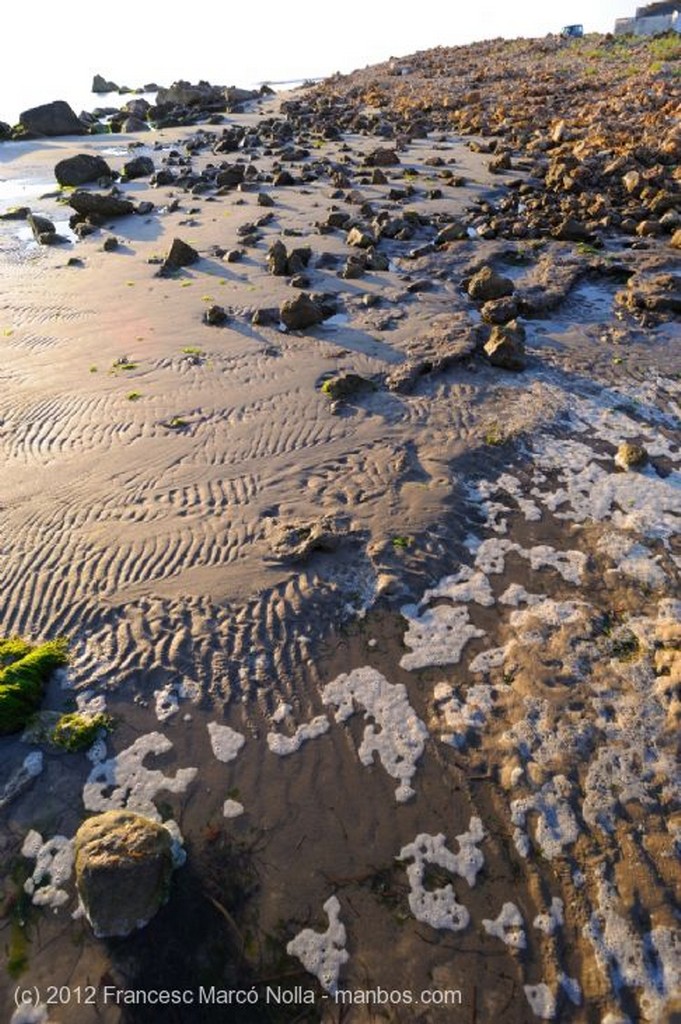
(203, 304, 228, 325)
(123, 117, 150, 133)
(467, 266, 515, 301)
(280, 292, 325, 330)
(92, 75, 119, 93)
(252, 307, 279, 326)
(74, 810, 175, 938)
(160, 237, 200, 273)
(267, 240, 288, 276)
(435, 221, 468, 244)
(54, 154, 112, 187)
(481, 296, 519, 324)
(74, 222, 97, 239)
(216, 165, 245, 188)
(0, 121, 12, 141)
(553, 218, 595, 243)
(365, 147, 400, 167)
(0, 206, 30, 221)
(68, 192, 135, 219)
(27, 213, 56, 244)
(484, 320, 526, 370)
(224, 249, 243, 263)
(123, 156, 155, 179)
(19, 101, 86, 137)
(102, 236, 119, 251)
(273, 170, 295, 186)
(135, 200, 154, 215)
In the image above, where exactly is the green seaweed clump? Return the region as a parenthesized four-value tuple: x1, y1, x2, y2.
(50, 712, 112, 752)
(0, 637, 69, 735)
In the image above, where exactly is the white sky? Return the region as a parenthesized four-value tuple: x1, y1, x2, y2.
(1, 1, 634, 118)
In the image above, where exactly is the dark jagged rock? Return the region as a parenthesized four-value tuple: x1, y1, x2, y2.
(203, 304, 228, 325)
(54, 154, 112, 187)
(92, 74, 119, 93)
(280, 292, 325, 330)
(365, 147, 400, 167)
(68, 192, 135, 219)
(159, 238, 200, 273)
(19, 101, 86, 137)
(27, 213, 59, 245)
(123, 156, 155, 179)
(0, 206, 30, 220)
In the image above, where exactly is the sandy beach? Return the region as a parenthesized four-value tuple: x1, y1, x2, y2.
(0, 34, 679, 1024)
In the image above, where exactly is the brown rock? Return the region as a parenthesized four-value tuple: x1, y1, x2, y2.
(280, 292, 325, 330)
(481, 296, 519, 324)
(484, 320, 526, 371)
(467, 266, 515, 302)
(74, 810, 175, 938)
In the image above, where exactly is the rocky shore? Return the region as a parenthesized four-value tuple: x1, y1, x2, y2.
(0, 32, 679, 1024)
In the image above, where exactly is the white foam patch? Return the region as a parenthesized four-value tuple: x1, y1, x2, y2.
(534, 897, 565, 935)
(154, 684, 180, 722)
(21, 831, 74, 910)
(499, 584, 543, 607)
(399, 824, 485, 932)
(286, 895, 349, 994)
(266, 715, 330, 756)
(322, 666, 427, 802)
(23, 751, 44, 777)
(523, 983, 557, 1019)
(584, 868, 681, 1022)
(83, 732, 198, 820)
(511, 777, 580, 859)
(432, 682, 496, 749)
(470, 537, 586, 584)
(482, 902, 527, 949)
(207, 723, 246, 763)
(597, 531, 667, 589)
(223, 799, 244, 818)
(421, 567, 495, 606)
(400, 604, 486, 670)
(468, 645, 509, 673)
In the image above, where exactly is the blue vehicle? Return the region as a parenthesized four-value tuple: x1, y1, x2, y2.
(561, 24, 585, 37)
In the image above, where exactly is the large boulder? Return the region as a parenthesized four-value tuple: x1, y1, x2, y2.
(155, 80, 224, 108)
(74, 810, 174, 938)
(54, 154, 112, 187)
(68, 191, 135, 219)
(19, 101, 86, 137)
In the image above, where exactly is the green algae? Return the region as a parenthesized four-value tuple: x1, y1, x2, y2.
(50, 712, 112, 752)
(0, 637, 69, 735)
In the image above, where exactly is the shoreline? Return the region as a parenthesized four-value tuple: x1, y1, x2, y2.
(0, 37, 679, 1024)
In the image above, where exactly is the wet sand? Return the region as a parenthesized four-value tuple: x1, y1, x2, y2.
(0, 86, 679, 1024)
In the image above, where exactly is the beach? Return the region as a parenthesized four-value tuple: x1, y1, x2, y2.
(0, 34, 679, 1024)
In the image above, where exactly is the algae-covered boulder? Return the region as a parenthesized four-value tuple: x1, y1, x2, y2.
(75, 810, 175, 937)
(0, 637, 69, 735)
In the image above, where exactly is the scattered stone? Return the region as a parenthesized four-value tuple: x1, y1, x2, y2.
(203, 304, 228, 326)
(102, 235, 118, 252)
(74, 810, 175, 938)
(267, 239, 289, 276)
(553, 218, 594, 243)
(270, 515, 349, 561)
(68, 192, 135, 219)
(320, 374, 377, 402)
(468, 266, 515, 301)
(160, 237, 200, 274)
(0, 206, 30, 220)
(347, 226, 376, 249)
(484, 320, 526, 370)
(123, 156, 155, 179)
(365, 147, 400, 167)
(615, 441, 648, 471)
(481, 296, 519, 324)
(280, 292, 325, 330)
(54, 154, 112, 186)
(435, 221, 468, 244)
(27, 213, 57, 244)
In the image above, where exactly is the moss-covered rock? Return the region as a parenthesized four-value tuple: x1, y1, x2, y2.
(0, 638, 69, 735)
(50, 712, 112, 752)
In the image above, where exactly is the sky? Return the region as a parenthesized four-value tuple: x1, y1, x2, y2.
(1, 1, 634, 123)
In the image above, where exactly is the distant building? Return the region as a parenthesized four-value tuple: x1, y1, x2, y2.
(614, 1, 681, 34)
